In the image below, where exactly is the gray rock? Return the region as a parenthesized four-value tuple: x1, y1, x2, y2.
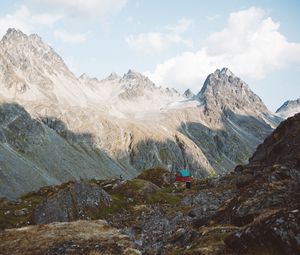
(31, 182, 111, 224)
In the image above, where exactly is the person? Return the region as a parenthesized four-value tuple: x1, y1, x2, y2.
(186, 181, 191, 189)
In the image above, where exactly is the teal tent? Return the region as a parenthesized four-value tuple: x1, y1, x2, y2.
(179, 169, 190, 177)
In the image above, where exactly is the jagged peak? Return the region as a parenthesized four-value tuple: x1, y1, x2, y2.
(183, 89, 195, 99)
(123, 69, 145, 80)
(196, 67, 268, 114)
(6, 28, 24, 36)
(79, 73, 89, 80)
(276, 98, 300, 118)
(276, 98, 300, 111)
(198, 68, 245, 95)
(219, 67, 234, 77)
(1, 28, 42, 43)
(1, 28, 27, 41)
(0, 28, 76, 86)
(2, 28, 49, 49)
(164, 87, 181, 97)
(208, 67, 237, 82)
(79, 73, 100, 83)
(106, 72, 121, 80)
(29, 33, 43, 42)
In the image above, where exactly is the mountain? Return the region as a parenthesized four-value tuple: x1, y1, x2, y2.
(183, 89, 195, 99)
(197, 68, 280, 126)
(276, 98, 300, 119)
(1, 114, 299, 254)
(0, 103, 131, 199)
(0, 29, 282, 199)
(0, 28, 89, 106)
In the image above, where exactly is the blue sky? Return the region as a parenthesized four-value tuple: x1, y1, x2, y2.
(0, 0, 299, 111)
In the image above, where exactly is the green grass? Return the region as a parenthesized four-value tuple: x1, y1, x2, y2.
(146, 191, 181, 205)
(90, 194, 130, 219)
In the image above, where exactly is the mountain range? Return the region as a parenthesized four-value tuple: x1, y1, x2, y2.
(0, 28, 298, 199)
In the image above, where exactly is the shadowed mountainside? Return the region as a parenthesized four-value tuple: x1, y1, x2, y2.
(0, 103, 134, 199)
(0, 99, 276, 199)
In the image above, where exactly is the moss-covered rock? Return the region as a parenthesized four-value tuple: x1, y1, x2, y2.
(31, 181, 111, 224)
(137, 167, 173, 188)
(111, 179, 160, 202)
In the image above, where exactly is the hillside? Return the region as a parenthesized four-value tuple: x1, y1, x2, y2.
(1, 114, 299, 254)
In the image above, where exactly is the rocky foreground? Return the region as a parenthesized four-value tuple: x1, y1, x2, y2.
(0, 220, 140, 255)
(0, 113, 299, 254)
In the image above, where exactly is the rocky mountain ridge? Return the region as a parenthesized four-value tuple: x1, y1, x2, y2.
(0, 28, 282, 199)
(276, 98, 300, 119)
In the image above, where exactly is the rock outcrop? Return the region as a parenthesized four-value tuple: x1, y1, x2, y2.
(222, 114, 300, 254)
(31, 182, 111, 224)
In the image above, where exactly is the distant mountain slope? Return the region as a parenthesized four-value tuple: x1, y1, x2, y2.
(0, 29, 282, 199)
(276, 98, 300, 119)
(0, 103, 133, 199)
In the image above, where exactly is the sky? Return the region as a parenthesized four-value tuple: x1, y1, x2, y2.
(0, 0, 299, 111)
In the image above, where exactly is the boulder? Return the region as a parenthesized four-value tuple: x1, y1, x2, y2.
(31, 181, 111, 224)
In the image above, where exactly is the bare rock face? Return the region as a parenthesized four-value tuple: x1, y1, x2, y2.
(225, 209, 300, 255)
(183, 89, 195, 99)
(249, 113, 300, 168)
(197, 68, 268, 115)
(220, 114, 300, 254)
(276, 98, 300, 119)
(31, 182, 111, 224)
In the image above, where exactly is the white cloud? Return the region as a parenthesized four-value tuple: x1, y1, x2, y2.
(126, 32, 193, 54)
(206, 15, 220, 21)
(26, 0, 128, 20)
(31, 13, 63, 26)
(54, 30, 86, 44)
(126, 18, 194, 55)
(146, 7, 300, 93)
(165, 18, 194, 33)
(0, 5, 61, 37)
